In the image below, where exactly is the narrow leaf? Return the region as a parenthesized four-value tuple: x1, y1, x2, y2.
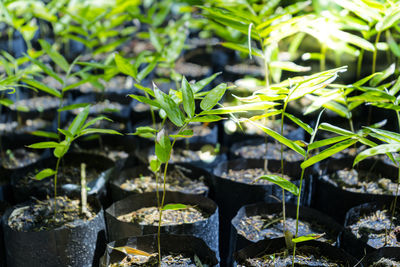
(38, 39, 69, 72)
(200, 84, 227, 111)
(181, 77, 195, 118)
(35, 168, 56, 180)
(162, 203, 188, 211)
(257, 175, 299, 196)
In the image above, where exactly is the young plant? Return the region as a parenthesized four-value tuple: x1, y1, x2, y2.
(129, 74, 227, 264)
(27, 105, 121, 215)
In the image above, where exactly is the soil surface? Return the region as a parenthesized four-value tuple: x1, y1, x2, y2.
(0, 118, 50, 134)
(71, 100, 124, 115)
(327, 168, 399, 195)
(370, 257, 400, 266)
(237, 213, 336, 245)
(8, 196, 96, 232)
(233, 142, 303, 162)
(221, 168, 292, 185)
(10, 96, 59, 111)
(109, 253, 198, 266)
(348, 209, 400, 248)
(238, 246, 345, 266)
(119, 165, 208, 195)
(0, 148, 41, 169)
(145, 145, 218, 164)
(17, 163, 102, 190)
(117, 206, 205, 226)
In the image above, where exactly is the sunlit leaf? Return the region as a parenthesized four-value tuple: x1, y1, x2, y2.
(257, 175, 299, 196)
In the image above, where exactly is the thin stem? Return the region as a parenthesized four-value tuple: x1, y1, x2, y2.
(280, 104, 287, 231)
(320, 44, 326, 72)
(372, 31, 381, 74)
(389, 166, 400, 235)
(53, 156, 61, 217)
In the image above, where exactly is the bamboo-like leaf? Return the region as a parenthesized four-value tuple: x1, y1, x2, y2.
(115, 53, 137, 79)
(221, 42, 262, 57)
(58, 129, 73, 138)
(376, 7, 400, 32)
(319, 123, 354, 136)
(30, 131, 58, 139)
(155, 133, 171, 163)
(35, 168, 56, 180)
(170, 129, 193, 139)
(292, 233, 325, 243)
(257, 175, 299, 196)
(389, 78, 400, 96)
(302, 139, 358, 169)
(149, 28, 162, 52)
(353, 72, 382, 87)
(63, 79, 91, 92)
(137, 60, 157, 82)
(181, 77, 195, 118)
(284, 113, 313, 135)
(370, 63, 395, 86)
(308, 135, 353, 151)
(269, 61, 311, 72)
(109, 246, 152, 257)
(79, 128, 122, 136)
(58, 103, 90, 112)
(27, 141, 60, 149)
(370, 102, 400, 111)
(354, 144, 400, 166)
(134, 84, 155, 97)
(21, 79, 61, 98)
(154, 85, 185, 127)
(192, 72, 221, 93)
(365, 127, 400, 143)
(189, 115, 223, 123)
(348, 91, 395, 103)
(129, 94, 161, 109)
(38, 39, 69, 72)
(247, 120, 306, 157)
(82, 116, 112, 130)
(68, 105, 90, 136)
(27, 54, 62, 84)
(200, 101, 279, 115)
(200, 84, 227, 111)
(162, 203, 188, 211)
(53, 140, 69, 159)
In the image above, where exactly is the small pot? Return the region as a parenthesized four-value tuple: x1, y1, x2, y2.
(212, 158, 313, 266)
(312, 157, 398, 223)
(361, 247, 400, 266)
(6, 96, 60, 122)
(2, 196, 106, 267)
(0, 201, 10, 267)
(105, 191, 219, 258)
(100, 234, 219, 267)
(11, 152, 115, 204)
(233, 237, 359, 266)
(229, 202, 344, 266)
(108, 163, 211, 202)
(342, 201, 400, 259)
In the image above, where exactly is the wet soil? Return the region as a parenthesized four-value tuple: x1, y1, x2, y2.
(238, 246, 344, 266)
(8, 196, 96, 232)
(0, 148, 41, 169)
(109, 253, 197, 267)
(221, 168, 292, 185)
(348, 209, 400, 248)
(237, 213, 336, 245)
(117, 206, 205, 226)
(327, 168, 399, 195)
(233, 142, 303, 162)
(119, 165, 208, 195)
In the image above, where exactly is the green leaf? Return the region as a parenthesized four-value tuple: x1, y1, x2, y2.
(137, 60, 158, 82)
(155, 133, 172, 163)
(38, 39, 69, 72)
(257, 175, 299, 196)
(200, 83, 227, 111)
(133, 126, 157, 138)
(53, 140, 69, 158)
(115, 53, 137, 79)
(35, 168, 56, 180)
(353, 72, 382, 87)
(189, 115, 223, 123)
(58, 129, 73, 138)
(221, 42, 262, 57)
(21, 79, 61, 98)
(319, 123, 354, 136)
(78, 128, 122, 136)
(58, 103, 90, 112)
(30, 131, 58, 139)
(301, 139, 358, 169)
(199, 101, 279, 115)
(27, 54, 62, 84)
(269, 61, 311, 72)
(369, 63, 395, 87)
(284, 113, 313, 135)
(376, 7, 400, 32)
(81, 116, 111, 130)
(192, 72, 221, 93)
(354, 144, 400, 166)
(162, 203, 188, 211)
(248, 120, 306, 157)
(365, 127, 400, 143)
(154, 85, 185, 127)
(129, 94, 161, 109)
(308, 135, 353, 151)
(27, 141, 60, 149)
(149, 28, 162, 52)
(63, 79, 91, 92)
(181, 77, 195, 118)
(150, 158, 161, 172)
(68, 105, 90, 136)
(292, 233, 325, 243)
(170, 129, 194, 139)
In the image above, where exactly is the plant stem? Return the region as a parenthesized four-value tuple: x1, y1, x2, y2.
(372, 31, 381, 74)
(53, 156, 61, 217)
(357, 49, 364, 80)
(320, 44, 326, 72)
(280, 104, 287, 231)
(389, 166, 400, 236)
(81, 163, 87, 215)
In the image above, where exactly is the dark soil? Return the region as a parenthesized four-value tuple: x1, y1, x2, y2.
(371, 257, 400, 266)
(233, 142, 303, 162)
(238, 246, 345, 266)
(116, 205, 205, 226)
(348, 209, 400, 248)
(221, 168, 292, 185)
(327, 168, 399, 195)
(8, 196, 96, 232)
(0, 148, 41, 169)
(236, 213, 336, 245)
(10, 96, 59, 111)
(109, 253, 197, 267)
(119, 165, 208, 195)
(17, 163, 102, 190)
